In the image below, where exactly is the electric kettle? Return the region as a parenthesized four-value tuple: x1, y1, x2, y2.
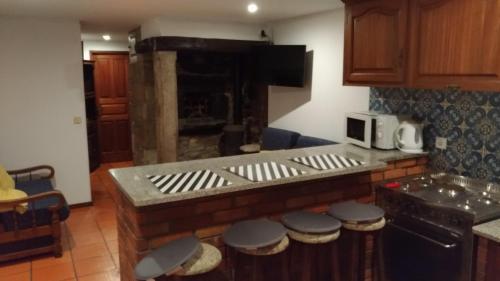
(394, 120, 424, 153)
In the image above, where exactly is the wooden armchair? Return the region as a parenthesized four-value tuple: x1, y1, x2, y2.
(0, 165, 69, 262)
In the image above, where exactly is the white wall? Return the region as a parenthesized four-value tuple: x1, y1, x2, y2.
(82, 40, 129, 60)
(268, 9, 370, 142)
(0, 17, 91, 205)
(141, 17, 263, 41)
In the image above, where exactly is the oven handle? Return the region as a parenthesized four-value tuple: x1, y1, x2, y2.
(388, 221, 458, 249)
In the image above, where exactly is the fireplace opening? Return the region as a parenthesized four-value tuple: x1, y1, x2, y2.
(177, 50, 237, 160)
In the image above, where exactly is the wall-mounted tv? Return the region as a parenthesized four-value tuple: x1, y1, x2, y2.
(254, 45, 306, 88)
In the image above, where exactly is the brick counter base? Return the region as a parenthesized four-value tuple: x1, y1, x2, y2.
(117, 156, 428, 281)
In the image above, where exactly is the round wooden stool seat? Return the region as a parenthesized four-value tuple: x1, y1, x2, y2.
(237, 236, 289, 256)
(287, 229, 340, 244)
(282, 211, 342, 244)
(224, 219, 290, 281)
(328, 201, 385, 224)
(175, 243, 222, 276)
(343, 217, 386, 232)
(223, 219, 287, 251)
(134, 236, 200, 280)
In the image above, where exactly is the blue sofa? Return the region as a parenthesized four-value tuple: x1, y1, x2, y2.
(294, 135, 337, 148)
(261, 127, 301, 150)
(0, 166, 69, 262)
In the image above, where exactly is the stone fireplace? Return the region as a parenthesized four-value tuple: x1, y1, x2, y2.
(129, 36, 269, 165)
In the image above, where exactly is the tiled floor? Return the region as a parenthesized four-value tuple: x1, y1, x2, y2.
(0, 161, 133, 281)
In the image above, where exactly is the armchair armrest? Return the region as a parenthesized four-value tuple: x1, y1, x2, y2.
(7, 165, 55, 183)
(0, 190, 67, 232)
(0, 190, 66, 210)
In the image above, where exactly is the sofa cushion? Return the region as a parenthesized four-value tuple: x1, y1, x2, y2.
(262, 127, 301, 150)
(1, 179, 70, 231)
(294, 136, 337, 148)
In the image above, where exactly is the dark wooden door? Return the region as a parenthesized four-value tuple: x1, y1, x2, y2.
(409, 0, 500, 91)
(343, 0, 409, 85)
(92, 52, 132, 162)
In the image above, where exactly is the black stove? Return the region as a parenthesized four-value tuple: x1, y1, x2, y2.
(381, 173, 500, 224)
(376, 173, 500, 281)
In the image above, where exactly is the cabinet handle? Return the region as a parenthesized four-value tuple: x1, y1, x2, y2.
(447, 84, 460, 91)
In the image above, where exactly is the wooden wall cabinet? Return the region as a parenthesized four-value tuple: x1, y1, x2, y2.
(344, 0, 409, 85)
(343, 0, 500, 91)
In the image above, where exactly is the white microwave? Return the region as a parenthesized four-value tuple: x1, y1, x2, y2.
(345, 112, 400, 149)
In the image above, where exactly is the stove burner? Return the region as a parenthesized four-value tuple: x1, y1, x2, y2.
(437, 184, 466, 198)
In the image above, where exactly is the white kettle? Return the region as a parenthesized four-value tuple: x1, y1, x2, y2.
(394, 121, 424, 153)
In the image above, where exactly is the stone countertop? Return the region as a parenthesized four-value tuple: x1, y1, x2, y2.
(474, 219, 500, 243)
(110, 144, 425, 207)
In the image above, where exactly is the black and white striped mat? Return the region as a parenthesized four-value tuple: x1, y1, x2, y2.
(147, 170, 231, 194)
(290, 154, 365, 171)
(225, 161, 306, 182)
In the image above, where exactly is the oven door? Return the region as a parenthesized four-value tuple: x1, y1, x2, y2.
(345, 113, 373, 148)
(382, 219, 464, 281)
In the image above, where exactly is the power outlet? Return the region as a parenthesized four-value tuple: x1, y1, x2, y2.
(73, 116, 82, 125)
(435, 137, 447, 150)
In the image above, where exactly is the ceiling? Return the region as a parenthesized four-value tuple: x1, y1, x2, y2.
(0, 0, 343, 41)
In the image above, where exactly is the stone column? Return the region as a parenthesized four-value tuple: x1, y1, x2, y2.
(129, 53, 158, 165)
(153, 51, 178, 163)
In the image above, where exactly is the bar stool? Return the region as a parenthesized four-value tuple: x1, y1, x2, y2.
(135, 236, 223, 281)
(223, 218, 289, 281)
(328, 201, 386, 281)
(281, 211, 342, 281)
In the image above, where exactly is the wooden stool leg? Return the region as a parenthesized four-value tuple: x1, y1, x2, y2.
(358, 233, 367, 281)
(280, 251, 290, 281)
(373, 231, 386, 281)
(331, 242, 341, 281)
(253, 255, 265, 281)
(346, 230, 360, 281)
(301, 244, 312, 281)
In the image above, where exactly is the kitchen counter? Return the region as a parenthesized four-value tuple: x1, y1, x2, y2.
(474, 219, 500, 243)
(110, 143, 425, 207)
(112, 143, 428, 281)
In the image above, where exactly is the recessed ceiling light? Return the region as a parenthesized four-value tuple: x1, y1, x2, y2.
(102, 34, 111, 41)
(247, 3, 259, 13)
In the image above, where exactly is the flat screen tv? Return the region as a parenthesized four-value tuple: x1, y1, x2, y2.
(254, 45, 306, 87)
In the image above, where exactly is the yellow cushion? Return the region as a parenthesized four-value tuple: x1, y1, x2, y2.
(0, 165, 15, 191)
(0, 165, 28, 213)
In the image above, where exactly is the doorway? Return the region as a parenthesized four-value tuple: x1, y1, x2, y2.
(91, 51, 132, 163)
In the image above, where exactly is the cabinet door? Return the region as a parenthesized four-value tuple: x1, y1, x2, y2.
(409, 0, 500, 91)
(344, 0, 409, 85)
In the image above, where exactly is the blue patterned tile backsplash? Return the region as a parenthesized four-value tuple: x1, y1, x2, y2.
(369, 88, 500, 183)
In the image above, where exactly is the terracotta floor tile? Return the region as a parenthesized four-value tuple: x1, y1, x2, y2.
(1, 271, 30, 281)
(66, 216, 96, 225)
(78, 271, 112, 281)
(31, 262, 75, 281)
(106, 239, 118, 254)
(97, 220, 117, 231)
(74, 255, 115, 277)
(110, 252, 120, 269)
(101, 229, 118, 242)
(32, 250, 72, 269)
(0, 261, 30, 277)
(69, 231, 105, 248)
(72, 242, 110, 261)
(67, 222, 101, 235)
(106, 269, 121, 281)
